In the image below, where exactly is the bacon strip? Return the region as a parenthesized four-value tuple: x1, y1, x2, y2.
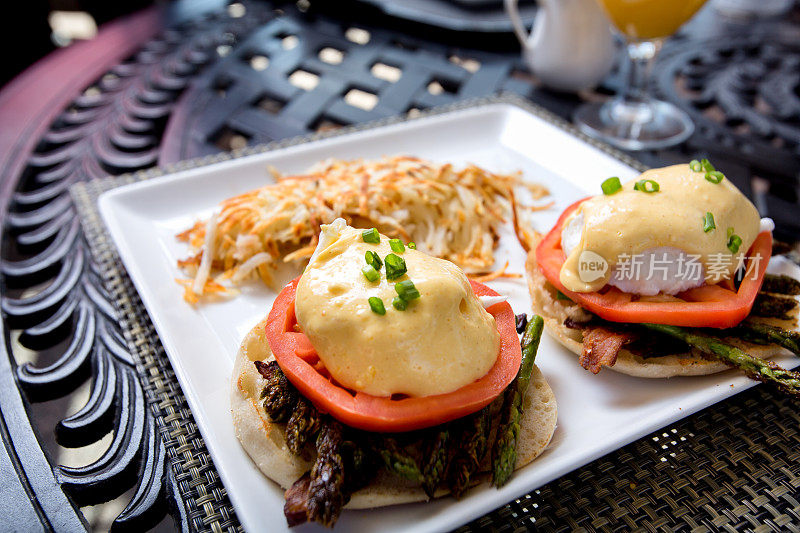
(284, 472, 311, 527)
(580, 326, 634, 374)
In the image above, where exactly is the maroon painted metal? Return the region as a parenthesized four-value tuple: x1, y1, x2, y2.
(0, 7, 160, 203)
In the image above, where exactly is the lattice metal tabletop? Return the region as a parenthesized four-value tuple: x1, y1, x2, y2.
(1, 1, 799, 531)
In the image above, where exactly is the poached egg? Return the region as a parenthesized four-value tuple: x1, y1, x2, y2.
(294, 220, 500, 398)
(559, 164, 771, 296)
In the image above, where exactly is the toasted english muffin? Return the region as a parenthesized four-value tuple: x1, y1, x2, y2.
(231, 318, 557, 508)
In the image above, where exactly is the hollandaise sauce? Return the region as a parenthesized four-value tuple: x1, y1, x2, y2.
(560, 164, 761, 293)
(295, 221, 500, 398)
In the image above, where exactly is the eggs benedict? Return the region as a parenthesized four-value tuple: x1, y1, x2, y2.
(526, 161, 800, 382)
(232, 220, 557, 527)
(295, 219, 500, 398)
(559, 164, 764, 296)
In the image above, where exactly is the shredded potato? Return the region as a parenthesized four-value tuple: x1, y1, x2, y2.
(177, 156, 548, 303)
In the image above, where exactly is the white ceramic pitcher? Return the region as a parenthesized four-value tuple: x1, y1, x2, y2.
(505, 0, 616, 92)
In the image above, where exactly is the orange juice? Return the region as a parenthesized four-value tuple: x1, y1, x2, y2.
(596, 0, 708, 40)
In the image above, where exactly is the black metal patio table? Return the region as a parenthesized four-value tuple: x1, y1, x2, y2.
(1, 1, 799, 531)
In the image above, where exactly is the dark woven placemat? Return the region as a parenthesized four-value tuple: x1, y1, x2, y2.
(73, 178, 240, 533)
(71, 95, 800, 532)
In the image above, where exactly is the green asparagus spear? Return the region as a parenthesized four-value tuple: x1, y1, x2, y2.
(378, 437, 424, 482)
(492, 314, 544, 487)
(642, 323, 800, 395)
(751, 293, 797, 319)
(307, 420, 347, 527)
(286, 396, 322, 455)
(733, 321, 800, 356)
(342, 438, 379, 493)
(762, 274, 800, 296)
(448, 406, 491, 498)
(421, 429, 450, 498)
(255, 360, 297, 422)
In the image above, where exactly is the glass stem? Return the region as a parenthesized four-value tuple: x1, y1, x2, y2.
(612, 40, 661, 124)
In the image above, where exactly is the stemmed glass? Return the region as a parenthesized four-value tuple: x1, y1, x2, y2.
(574, 0, 708, 150)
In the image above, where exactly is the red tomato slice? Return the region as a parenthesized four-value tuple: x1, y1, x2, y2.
(536, 198, 771, 328)
(265, 277, 521, 432)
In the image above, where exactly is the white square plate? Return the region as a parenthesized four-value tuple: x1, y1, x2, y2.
(98, 102, 792, 533)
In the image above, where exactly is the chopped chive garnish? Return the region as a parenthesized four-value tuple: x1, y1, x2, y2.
(368, 297, 386, 315)
(727, 234, 742, 253)
(407, 242, 416, 250)
(395, 279, 420, 301)
(392, 296, 407, 311)
(389, 239, 405, 253)
(601, 177, 622, 195)
(702, 212, 716, 233)
(727, 226, 734, 238)
(362, 228, 380, 244)
(705, 170, 724, 184)
(384, 253, 407, 280)
(365, 250, 383, 270)
(362, 264, 380, 282)
(556, 290, 572, 301)
(689, 159, 703, 172)
(701, 158, 715, 172)
(633, 179, 660, 193)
